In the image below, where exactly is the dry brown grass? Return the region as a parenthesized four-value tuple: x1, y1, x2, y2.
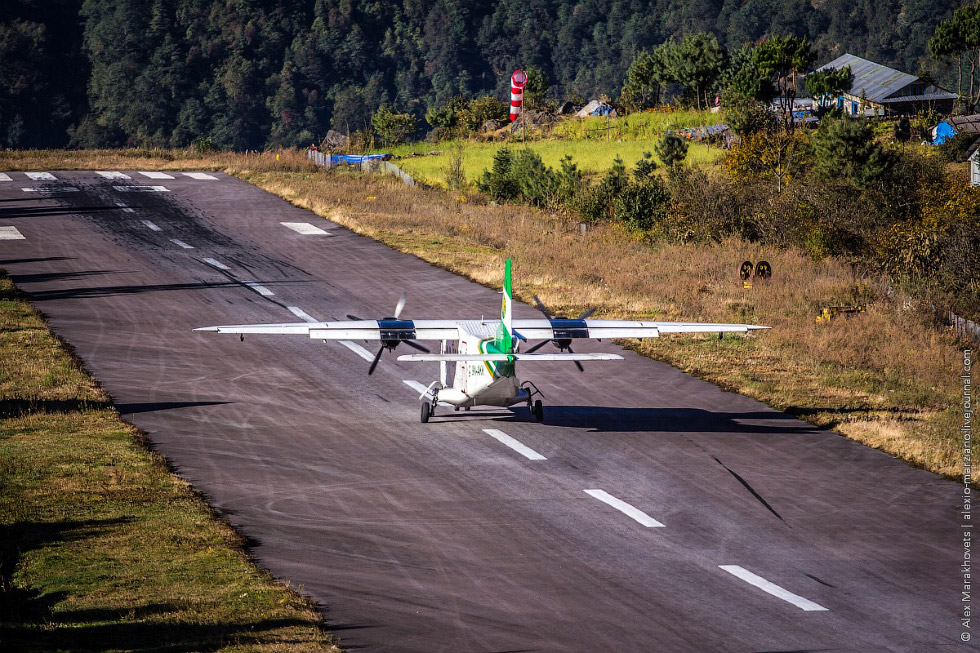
(0, 147, 318, 174)
(233, 168, 969, 479)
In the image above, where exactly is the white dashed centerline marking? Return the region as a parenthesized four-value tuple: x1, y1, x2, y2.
(402, 380, 451, 406)
(138, 171, 175, 179)
(141, 220, 162, 232)
(97, 171, 131, 179)
(0, 173, 11, 181)
(114, 185, 169, 193)
(25, 172, 56, 181)
(242, 281, 274, 297)
(170, 238, 194, 249)
(482, 429, 546, 461)
(281, 222, 330, 235)
(584, 489, 665, 528)
(0, 226, 26, 240)
(115, 202, 135, 213)
(183, 172, 218, 180)
(719, 566, 829, 612)
(288, 306, 319, 323)
(202, 257, 230, 270)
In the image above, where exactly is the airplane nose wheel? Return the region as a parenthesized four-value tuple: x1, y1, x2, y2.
(532, 399, 544, 422)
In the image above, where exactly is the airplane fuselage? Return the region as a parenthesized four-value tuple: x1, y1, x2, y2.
(433, 325, 529, 408)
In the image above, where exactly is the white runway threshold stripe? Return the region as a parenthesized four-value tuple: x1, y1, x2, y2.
(0, 226, 26, 240)
(96, 171, 131, 179)
(281, 222, 330, 235)
(183, 172, 218, 180)
(138, 171, 175, 179)
(242, 281, 274, 297)
(584, 489, 665, 528)
(141, 220, 162, 232)
(482, 429, 546, 461)
(114, 185, 169, 193)
(25, 172, 56, 181)
(202, 257, 230, 270)
(0, 173, 11, 181)
(22, 187, 79, 193)
(341, 340, 379, 362)
(719, 565, 829, 612)
(115, 202, 135, 213)
(170, 238, 194, 249)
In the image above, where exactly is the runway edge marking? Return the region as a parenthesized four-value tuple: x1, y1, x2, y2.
(482, 428, 547, 461)
(584, 489, 665, 528)
(719, 565, 829, 612)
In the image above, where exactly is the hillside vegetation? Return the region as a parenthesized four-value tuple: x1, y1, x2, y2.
(1, 0, 970, 149)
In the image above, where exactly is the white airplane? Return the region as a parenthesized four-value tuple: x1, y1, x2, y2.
(196, 259, 768, 423)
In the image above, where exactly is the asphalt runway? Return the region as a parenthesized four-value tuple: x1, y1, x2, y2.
(0, 171, 970, 651)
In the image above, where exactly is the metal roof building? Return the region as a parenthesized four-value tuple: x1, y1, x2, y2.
(815, 53, 957, 116)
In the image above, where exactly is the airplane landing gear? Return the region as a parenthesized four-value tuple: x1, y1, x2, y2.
(421, 402, 431, 423)
(532, 399, 544, 422)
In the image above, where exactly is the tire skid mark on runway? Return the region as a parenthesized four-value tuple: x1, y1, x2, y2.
(719, 565, 828, 612)
(712, 456, 785, 523)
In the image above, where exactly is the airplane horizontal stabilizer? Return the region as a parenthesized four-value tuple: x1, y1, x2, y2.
(396, 353, 624, 362)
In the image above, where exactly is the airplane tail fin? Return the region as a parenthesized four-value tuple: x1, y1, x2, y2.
(496, 258, 514, 353)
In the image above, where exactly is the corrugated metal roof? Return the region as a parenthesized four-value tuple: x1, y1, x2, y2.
(883, 92, 959, 103)
(817, 54, 923, 102)
(949, 114, 980, 131)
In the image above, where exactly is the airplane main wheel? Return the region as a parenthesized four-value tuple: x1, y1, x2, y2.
(421, 402, 431, 423)
(533, 400, 544, 422)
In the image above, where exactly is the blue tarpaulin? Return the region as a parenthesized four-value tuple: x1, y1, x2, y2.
(330, 153, 391, 164)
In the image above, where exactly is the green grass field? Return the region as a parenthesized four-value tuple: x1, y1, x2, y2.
(392, 110, 726, 187)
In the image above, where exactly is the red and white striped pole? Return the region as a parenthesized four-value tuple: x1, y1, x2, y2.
(509, 69, 528, 121)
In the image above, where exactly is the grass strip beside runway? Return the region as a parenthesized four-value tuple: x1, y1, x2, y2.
(0, 274, 338, 651)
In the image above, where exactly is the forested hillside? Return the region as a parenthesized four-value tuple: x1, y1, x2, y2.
(0, 0, 969, 150)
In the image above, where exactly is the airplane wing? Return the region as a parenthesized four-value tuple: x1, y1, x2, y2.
(397, 353, 624, 362)
(510, 318, 768, 340)
(195, 318, 768, 341)
(195, 319, 463, 341)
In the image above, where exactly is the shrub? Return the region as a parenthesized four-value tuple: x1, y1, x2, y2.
(809, 117, 898, 189)
(370, 104, 418, 146)
(477, 148, 519, 201)
(615, 177, 671, 231)
(576, 157, 628, 223)
(655, 132, 689, 168)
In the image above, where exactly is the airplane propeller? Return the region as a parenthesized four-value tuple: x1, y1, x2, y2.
(525, 295, 596, 371)
(348, 292, 430, 375)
